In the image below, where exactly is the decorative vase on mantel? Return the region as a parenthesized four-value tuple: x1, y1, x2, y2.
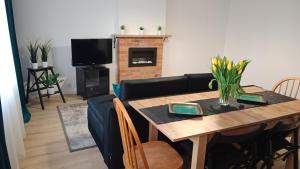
(139, 27, 144, 35)
(120, 29, 125, 35)
(120, 25, 126, 35)
(209, 56, 250, 106)
(157, 26, 162, 35)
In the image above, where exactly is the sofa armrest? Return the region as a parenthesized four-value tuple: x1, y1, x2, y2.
(88, 96, 149, 169)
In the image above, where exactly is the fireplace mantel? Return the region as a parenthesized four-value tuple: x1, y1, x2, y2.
(116, 34, 170, 82)
(113, 34, 171, 39)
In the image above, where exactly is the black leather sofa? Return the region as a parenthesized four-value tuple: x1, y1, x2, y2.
(87, 73, 217, 169)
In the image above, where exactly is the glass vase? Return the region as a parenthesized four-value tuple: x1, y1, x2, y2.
(218, 84, 230, 106)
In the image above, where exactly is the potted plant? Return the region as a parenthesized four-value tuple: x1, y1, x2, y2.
(41, 73, 63, 95)
(209, 56, 250, 106)
(40, 41, 51, 68)
(27, 41, 39, 69)
(139, 26, 144, 35)
(120, 25, 126, 35)
(157, 26, 162, 35)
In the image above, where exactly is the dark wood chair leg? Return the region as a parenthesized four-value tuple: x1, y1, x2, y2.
(50, 68, 66, 103)
(33, 72, 44, 110)
(267, 140, 273, 169)
(293, 130, 299, 169)
(26, 71, 31, 103)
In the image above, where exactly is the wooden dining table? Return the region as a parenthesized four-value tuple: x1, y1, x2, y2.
(129, 86, 300, 169)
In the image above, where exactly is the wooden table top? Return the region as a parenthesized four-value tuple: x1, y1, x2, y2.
(129, 86, 300, 142)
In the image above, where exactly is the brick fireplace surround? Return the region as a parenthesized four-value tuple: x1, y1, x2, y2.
(116, 35, 168, 82)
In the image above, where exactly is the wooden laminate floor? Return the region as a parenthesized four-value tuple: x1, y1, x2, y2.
(20, 95, 294, 169)
(20, 95, 107, 169)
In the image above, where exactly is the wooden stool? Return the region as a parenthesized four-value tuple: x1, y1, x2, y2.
(25, 66, 66, 109)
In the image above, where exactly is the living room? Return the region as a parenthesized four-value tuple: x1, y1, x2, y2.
(1, 0, 300, 169)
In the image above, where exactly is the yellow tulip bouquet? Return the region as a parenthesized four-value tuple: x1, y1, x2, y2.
(209, 56, 250, 106)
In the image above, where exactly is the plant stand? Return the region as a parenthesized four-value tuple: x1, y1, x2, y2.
(25, 66, 66, 110)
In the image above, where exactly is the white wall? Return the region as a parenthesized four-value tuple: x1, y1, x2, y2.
(117, 0, 166, 35)
(224, 0, 300, 89)
(13, 0, 166, 94)
(13, 0, 117, 94)
(14, 0, 300, 92)
(163, 0, 231, 76)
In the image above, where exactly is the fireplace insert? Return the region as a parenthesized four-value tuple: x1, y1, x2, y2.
(128, 48, 157, 67)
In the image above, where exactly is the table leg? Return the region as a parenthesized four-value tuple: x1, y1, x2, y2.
(148, 124, 158, 141)
(285, 126, 300, 169)
(190, 135, 208, 169)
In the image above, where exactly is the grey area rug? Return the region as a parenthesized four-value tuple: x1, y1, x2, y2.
(57, 103, 96, 152)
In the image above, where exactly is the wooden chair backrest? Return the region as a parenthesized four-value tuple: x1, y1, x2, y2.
(272, 77, 300, 99)
(113, 98, 150, 169)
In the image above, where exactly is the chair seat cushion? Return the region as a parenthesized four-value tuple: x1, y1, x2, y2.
(130, 141, 183, 169)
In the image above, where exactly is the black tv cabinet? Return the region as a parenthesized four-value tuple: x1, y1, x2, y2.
(76, 66, 109, 99)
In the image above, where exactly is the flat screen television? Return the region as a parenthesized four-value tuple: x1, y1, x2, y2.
(71, 38, 112, 66)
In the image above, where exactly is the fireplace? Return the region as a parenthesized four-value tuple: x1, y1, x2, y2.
(116, 35, 165, 82)
(128, 48, 157, 67)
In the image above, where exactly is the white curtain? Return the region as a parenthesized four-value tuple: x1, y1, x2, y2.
(0, 1, 26, 169)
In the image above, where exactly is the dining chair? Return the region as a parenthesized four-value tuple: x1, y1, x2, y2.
(113, 98, 183, 169)
(205, 123, 267, 169)
(257, 120, 300, 169)
(272, 77, 300, 99)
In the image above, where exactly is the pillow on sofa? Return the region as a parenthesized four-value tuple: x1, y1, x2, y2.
(112, 83, 121, 97)
(119, 76, 189, 101)
(184, 73, 218, 93)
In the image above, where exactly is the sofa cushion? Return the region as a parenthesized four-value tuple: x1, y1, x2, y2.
(119, 76, 189, 101)
(184, 73, 217, 93)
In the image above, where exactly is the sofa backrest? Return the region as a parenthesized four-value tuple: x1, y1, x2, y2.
(184, 73, 217, 93)
(119, 76, 189, 101)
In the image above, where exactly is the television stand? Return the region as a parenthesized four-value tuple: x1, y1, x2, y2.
(76, 66, 109, 99)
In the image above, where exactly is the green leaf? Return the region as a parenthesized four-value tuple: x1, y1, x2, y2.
(208, 79, 216, 89)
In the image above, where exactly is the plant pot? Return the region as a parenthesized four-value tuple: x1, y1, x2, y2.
(42, 62, 48, 68)
(32, 63, 38, 69)
(139, 30, 144, 35)
(120, 29, 125, 35)
(47, 86, 55, 95)
(157, 30, 162, 35)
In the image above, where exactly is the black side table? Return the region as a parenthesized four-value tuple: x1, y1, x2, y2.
(25, 66, 66, 109)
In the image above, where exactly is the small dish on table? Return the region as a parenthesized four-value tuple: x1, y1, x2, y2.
(237, 94, 268, 105)
(168, 102, 204, 116)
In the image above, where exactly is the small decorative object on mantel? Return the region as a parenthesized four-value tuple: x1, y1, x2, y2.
(27, 40, 39, 69)
(209, 56, 250, 106)
(157, 26, 162, 35)
(41, 73, 63, 95)
(40, 40, 51, 68)
(139, 26, 144, 35)
(120, 25, 126, 35)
